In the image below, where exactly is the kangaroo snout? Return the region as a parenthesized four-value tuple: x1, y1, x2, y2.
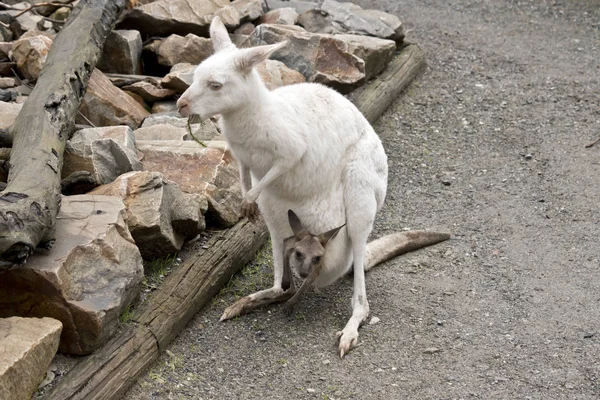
(177, 97, 190, 117)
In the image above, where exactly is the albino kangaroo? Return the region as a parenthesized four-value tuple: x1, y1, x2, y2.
(177, 17, 450, 358)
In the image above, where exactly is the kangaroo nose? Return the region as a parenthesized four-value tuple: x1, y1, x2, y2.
(177, 97, 190, 117)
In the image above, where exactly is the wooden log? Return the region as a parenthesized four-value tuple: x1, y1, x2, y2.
(44, 219, 269, 400)
(352, 43, 426, 124)
(42, 43, 426, 400)
(0, 0, 128, 263)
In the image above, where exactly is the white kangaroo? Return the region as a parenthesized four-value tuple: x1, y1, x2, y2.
(177, 17, 450, 358)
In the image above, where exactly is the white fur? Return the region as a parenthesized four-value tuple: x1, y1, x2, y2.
(178, 17, 388, 357)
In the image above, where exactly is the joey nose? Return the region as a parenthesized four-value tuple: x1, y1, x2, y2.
(177, 97, 190, 117)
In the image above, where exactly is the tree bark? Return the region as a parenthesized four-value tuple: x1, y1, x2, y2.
(0, 0, 128, 263)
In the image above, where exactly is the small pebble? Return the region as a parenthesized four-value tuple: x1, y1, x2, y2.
(441, 179, 452, 186)
(423, 347, 441, 354)
(524, 153, 533, 160)
(369, 316, 380, 325)
(307, 388, 316, 393)
(583, 332, 594, 339)
(322, 359, 330, 365)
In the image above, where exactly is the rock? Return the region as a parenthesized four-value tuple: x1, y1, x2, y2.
(122, 80, 177, 103)
(0, 317, 62, 400)
(78, 69, 150, 129)
(118, 0, 237, 37)
(311, 0, 404, 41)
(4, 3, 45, 37)
(136, 140, 241, 226)
(234, 22, 255, 36)
(334, 34, 396, 80)
(62, 126, 142, 185)
(151, 100, 178, 114)
(91, 171, 207, 259)
(138, 113, 220, 141)
(161, 62, 195, 93)
(369, 316, 380, 325)
(297, 9, 338, 35)
(97, 30, 143, 75)
(260, 8, 299, 25)
(124, 89, 148, 109)
(256, 59, 306, 90)
(10, 33, 53, 80)
(423, 347, 441, 354)
(49, 6, 71, 21)
(248, 24, 365, 92)
(146, 33, 213, 67)
(0, 195, 144, 355)
(265, 0, 318, 15)
(230, 0, 264, 23)
(0, 77, 15, 88)
(0, 100, 21, 129)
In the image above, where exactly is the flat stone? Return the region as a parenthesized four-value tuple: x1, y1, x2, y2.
(161, 63, 195, 93)
(0, 101, 21, 130)
(256, 59, 306, 90)
(97, 29, 143, 75)
(248, 24, 365, 92)
(234, 22, 255, 36)
(306, 0, 404, 41)
(260, 7, 299, 25)
(230, 0, 264, 23)
(138, 114, 220, 141)
(334, 34, 396, 80)
(63, 126, 142, 185)
(122, 80, 177, 103)
(0, 195, 144, 355)
(91, 171, 207, 259)
(146, 33, 213, 67)
(10, 34, 53, 80)
(0, 77, 15, 88)
(118, 0, 237, 37)
(78, 69, 150, 129)
(0, 317, 62, 400)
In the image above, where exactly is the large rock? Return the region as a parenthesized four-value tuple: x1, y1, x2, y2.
(97, 30, 143, 75)
(259, 7, 299, 25)
(248, 24, 365, 92)
(0, 317, 62, 400)
(265, 0, 318, 14)
(122, 80, 177, 103)
(334, 34, 396, 80)
(91, 171, 207, 259)
(256, 59, 306, 90)
(300, 0, 404, 41)
(146, 33, 213, 67)
(0, 195, 144, 355)
(0, 100, 21, 130)
(151, 100, 178, 114)
(136, 140, 241, 226)
(62, 126, 142, 185)
(118, 0, 262, 36)
(10, 33, 53, 80)
(137, 113, 220, 141)
(161, 62, 195, 93)
(78, 69, 150, 129)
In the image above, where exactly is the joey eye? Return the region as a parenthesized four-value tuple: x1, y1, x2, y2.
(313, 256, 322, 264)
(208, 81, 223, 90)
(295, 250, 303, 260)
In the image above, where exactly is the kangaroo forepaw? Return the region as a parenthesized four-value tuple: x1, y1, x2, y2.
(241, 200, 260, 223)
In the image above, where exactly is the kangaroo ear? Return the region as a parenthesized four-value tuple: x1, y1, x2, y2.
(235, 41, 287, 72)
(318, 224, 345, 247)
(287, 209, 306, 237)
(210, 16, 233, 52)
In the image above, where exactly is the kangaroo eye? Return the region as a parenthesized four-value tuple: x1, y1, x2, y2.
(208, 81, 223, 90)
(295, 250, 303, 260)
(313, 256, 322, 264)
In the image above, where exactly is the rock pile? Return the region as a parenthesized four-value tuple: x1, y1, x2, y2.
(0, 0, 406, 383)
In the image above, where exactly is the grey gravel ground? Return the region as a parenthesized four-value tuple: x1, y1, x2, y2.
(127, 1, 600, 399)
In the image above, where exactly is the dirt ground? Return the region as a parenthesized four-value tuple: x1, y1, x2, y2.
(127, 1, 600, 399)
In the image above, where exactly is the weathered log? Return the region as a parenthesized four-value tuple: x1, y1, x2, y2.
(352, 43, 426, 124)
(42, 43, 426, 400)
(44, 219, 269, 400)
(0, 0, 129, 263)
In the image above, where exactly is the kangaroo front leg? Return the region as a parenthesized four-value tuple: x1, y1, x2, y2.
(239, 164, 260, 222)
(244, 164, 287, 204)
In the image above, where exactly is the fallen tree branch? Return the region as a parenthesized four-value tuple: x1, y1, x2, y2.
(585, 138, 600, 149)
(0, 0, 128, 263)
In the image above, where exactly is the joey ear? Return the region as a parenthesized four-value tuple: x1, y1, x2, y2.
(210, 16, 233, 52)
(287, 209, 306, 236)
(235, 41, 287, 72)
(318, 224, 346, 247)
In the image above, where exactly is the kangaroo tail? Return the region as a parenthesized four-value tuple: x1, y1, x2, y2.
(364, 231, 451, 271)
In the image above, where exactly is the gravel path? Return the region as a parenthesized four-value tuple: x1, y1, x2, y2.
(127, 1, 600, 399)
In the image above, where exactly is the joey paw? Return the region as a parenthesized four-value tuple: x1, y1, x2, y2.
(241, 200, 260, 223)
(336, 329, 360, 359)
